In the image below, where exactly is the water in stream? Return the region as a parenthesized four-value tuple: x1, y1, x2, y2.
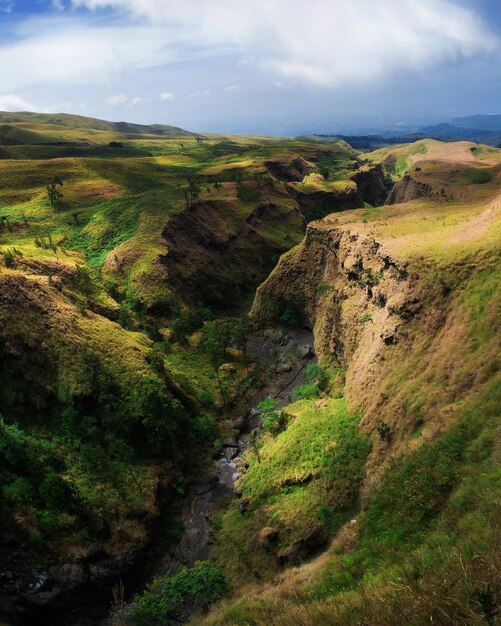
(145, 328, 316, 593)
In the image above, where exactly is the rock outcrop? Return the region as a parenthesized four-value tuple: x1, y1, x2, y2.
(349, 163, 389, 206)
(386, 173, 435, 204)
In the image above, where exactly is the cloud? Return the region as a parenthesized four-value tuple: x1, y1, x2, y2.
(0, 94, 38, 111)
(0, 0, 14, 14)
(0, 0, 497, 102)
(0, 19, 191, 92)
(52, 0, 65, 10)
(106, 93, 129, 106)
(160, 91, 175, 101)
(225, 85, 238, 92)
(106, 94, 142, 106)
(71, 0, 499, 87)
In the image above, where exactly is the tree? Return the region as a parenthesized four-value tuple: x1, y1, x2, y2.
(228, 317, 249, 361)
(47, 176, 63, 208)
(201, 320, 233, 408)
(183, 175, 201, 208)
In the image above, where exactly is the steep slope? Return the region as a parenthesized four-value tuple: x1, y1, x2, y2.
(198, 149, 501, 625)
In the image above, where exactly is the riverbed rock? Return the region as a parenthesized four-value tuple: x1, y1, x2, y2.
(300, 344, 315, 359)
(223, 446, 239, 461)
(194, 475, 219, 495)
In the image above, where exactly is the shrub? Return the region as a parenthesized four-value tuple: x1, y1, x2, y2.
(129, 561, 227, 626)
(258, 397, 288, 435)
(2, 249, 15, 267)
(305, 364, 329, 390)
(172, 307, 213, 343)
(146, 348, 165, 374)
(291, 384, 321, 401)
(376, 421, 391, 441)
(467, 169, 493, 185)
(316, 281, 332, 295)
(279, 307, 301, 328)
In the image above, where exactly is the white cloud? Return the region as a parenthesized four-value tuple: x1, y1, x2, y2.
(160, 91, 175, 101)
(0, 0, 497, 101)
(71, 0, 499, 87)
(105, 94, 142, 107)
(0, 94, 38, 111)
(52, 0, 65, 10)
(106, 93, 129, 106)
(0, 19, 188, 92)
(225, 85, 238, 92)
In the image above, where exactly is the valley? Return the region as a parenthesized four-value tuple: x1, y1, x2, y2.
(0, 112, 499, 626)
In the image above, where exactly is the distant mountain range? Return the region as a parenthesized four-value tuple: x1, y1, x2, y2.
(324, 114, 501, 151)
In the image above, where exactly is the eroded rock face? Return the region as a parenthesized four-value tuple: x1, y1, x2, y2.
(349, 164, 389, 206)
(250, 220, 421, 434)
(264, 156, 311, 182)
(289, 184, 361, 221)
(386, 173, 435, 204)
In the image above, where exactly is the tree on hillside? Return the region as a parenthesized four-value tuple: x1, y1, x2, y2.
(201, 320, 233, 409)
(47, 176, 64, 208)
(184, 175, 201, 208)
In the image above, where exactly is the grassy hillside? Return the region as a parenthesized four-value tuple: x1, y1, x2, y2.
(196, 142, 501, 626)
(0, 112, 499, 625)
(0, 114, 365, 587)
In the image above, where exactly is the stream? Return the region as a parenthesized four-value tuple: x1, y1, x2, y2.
(126, 328, 316, 620)
(0, 329, 315, 626)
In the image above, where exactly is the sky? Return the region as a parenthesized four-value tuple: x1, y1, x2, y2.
(0, 0, 500, 134)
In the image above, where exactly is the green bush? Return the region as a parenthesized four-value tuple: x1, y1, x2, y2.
(130, 561, 228, 626)
(466, 168, 493, 184)
(258, 397, 288, 435)
(305, 364, 329, 390)
(279, 307, 301, 328)
(2, 249, 15, 268)
(172, 307, 213, 343)
(291, 384, 321, 401)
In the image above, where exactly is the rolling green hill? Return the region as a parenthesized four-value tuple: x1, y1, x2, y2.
(0, 112, 499, 626)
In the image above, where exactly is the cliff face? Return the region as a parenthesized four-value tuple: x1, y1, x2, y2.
(251, 222, 418, 433)
(349, 163, 389, 206)
(251, 210, 499, 465)
(386, 173, 435, 204)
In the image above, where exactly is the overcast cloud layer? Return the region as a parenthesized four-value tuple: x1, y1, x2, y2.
(71, 0, 499, 86)
(0, 0, 499, 132)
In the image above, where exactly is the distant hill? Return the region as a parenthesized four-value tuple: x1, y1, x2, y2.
(0, 111, 194, 137)
(421, 122, 501, 146)
(325, 115, 501, 151)
(452, 114, 501, 130)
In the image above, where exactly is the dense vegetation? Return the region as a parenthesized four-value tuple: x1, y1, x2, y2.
(0, 112, 500, 626)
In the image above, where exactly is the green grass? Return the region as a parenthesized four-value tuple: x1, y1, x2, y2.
(212, 398, 370, 585)
(201, 375, 501, 626)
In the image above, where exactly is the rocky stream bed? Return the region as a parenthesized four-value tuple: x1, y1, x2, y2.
(0, 328, 315, 626)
